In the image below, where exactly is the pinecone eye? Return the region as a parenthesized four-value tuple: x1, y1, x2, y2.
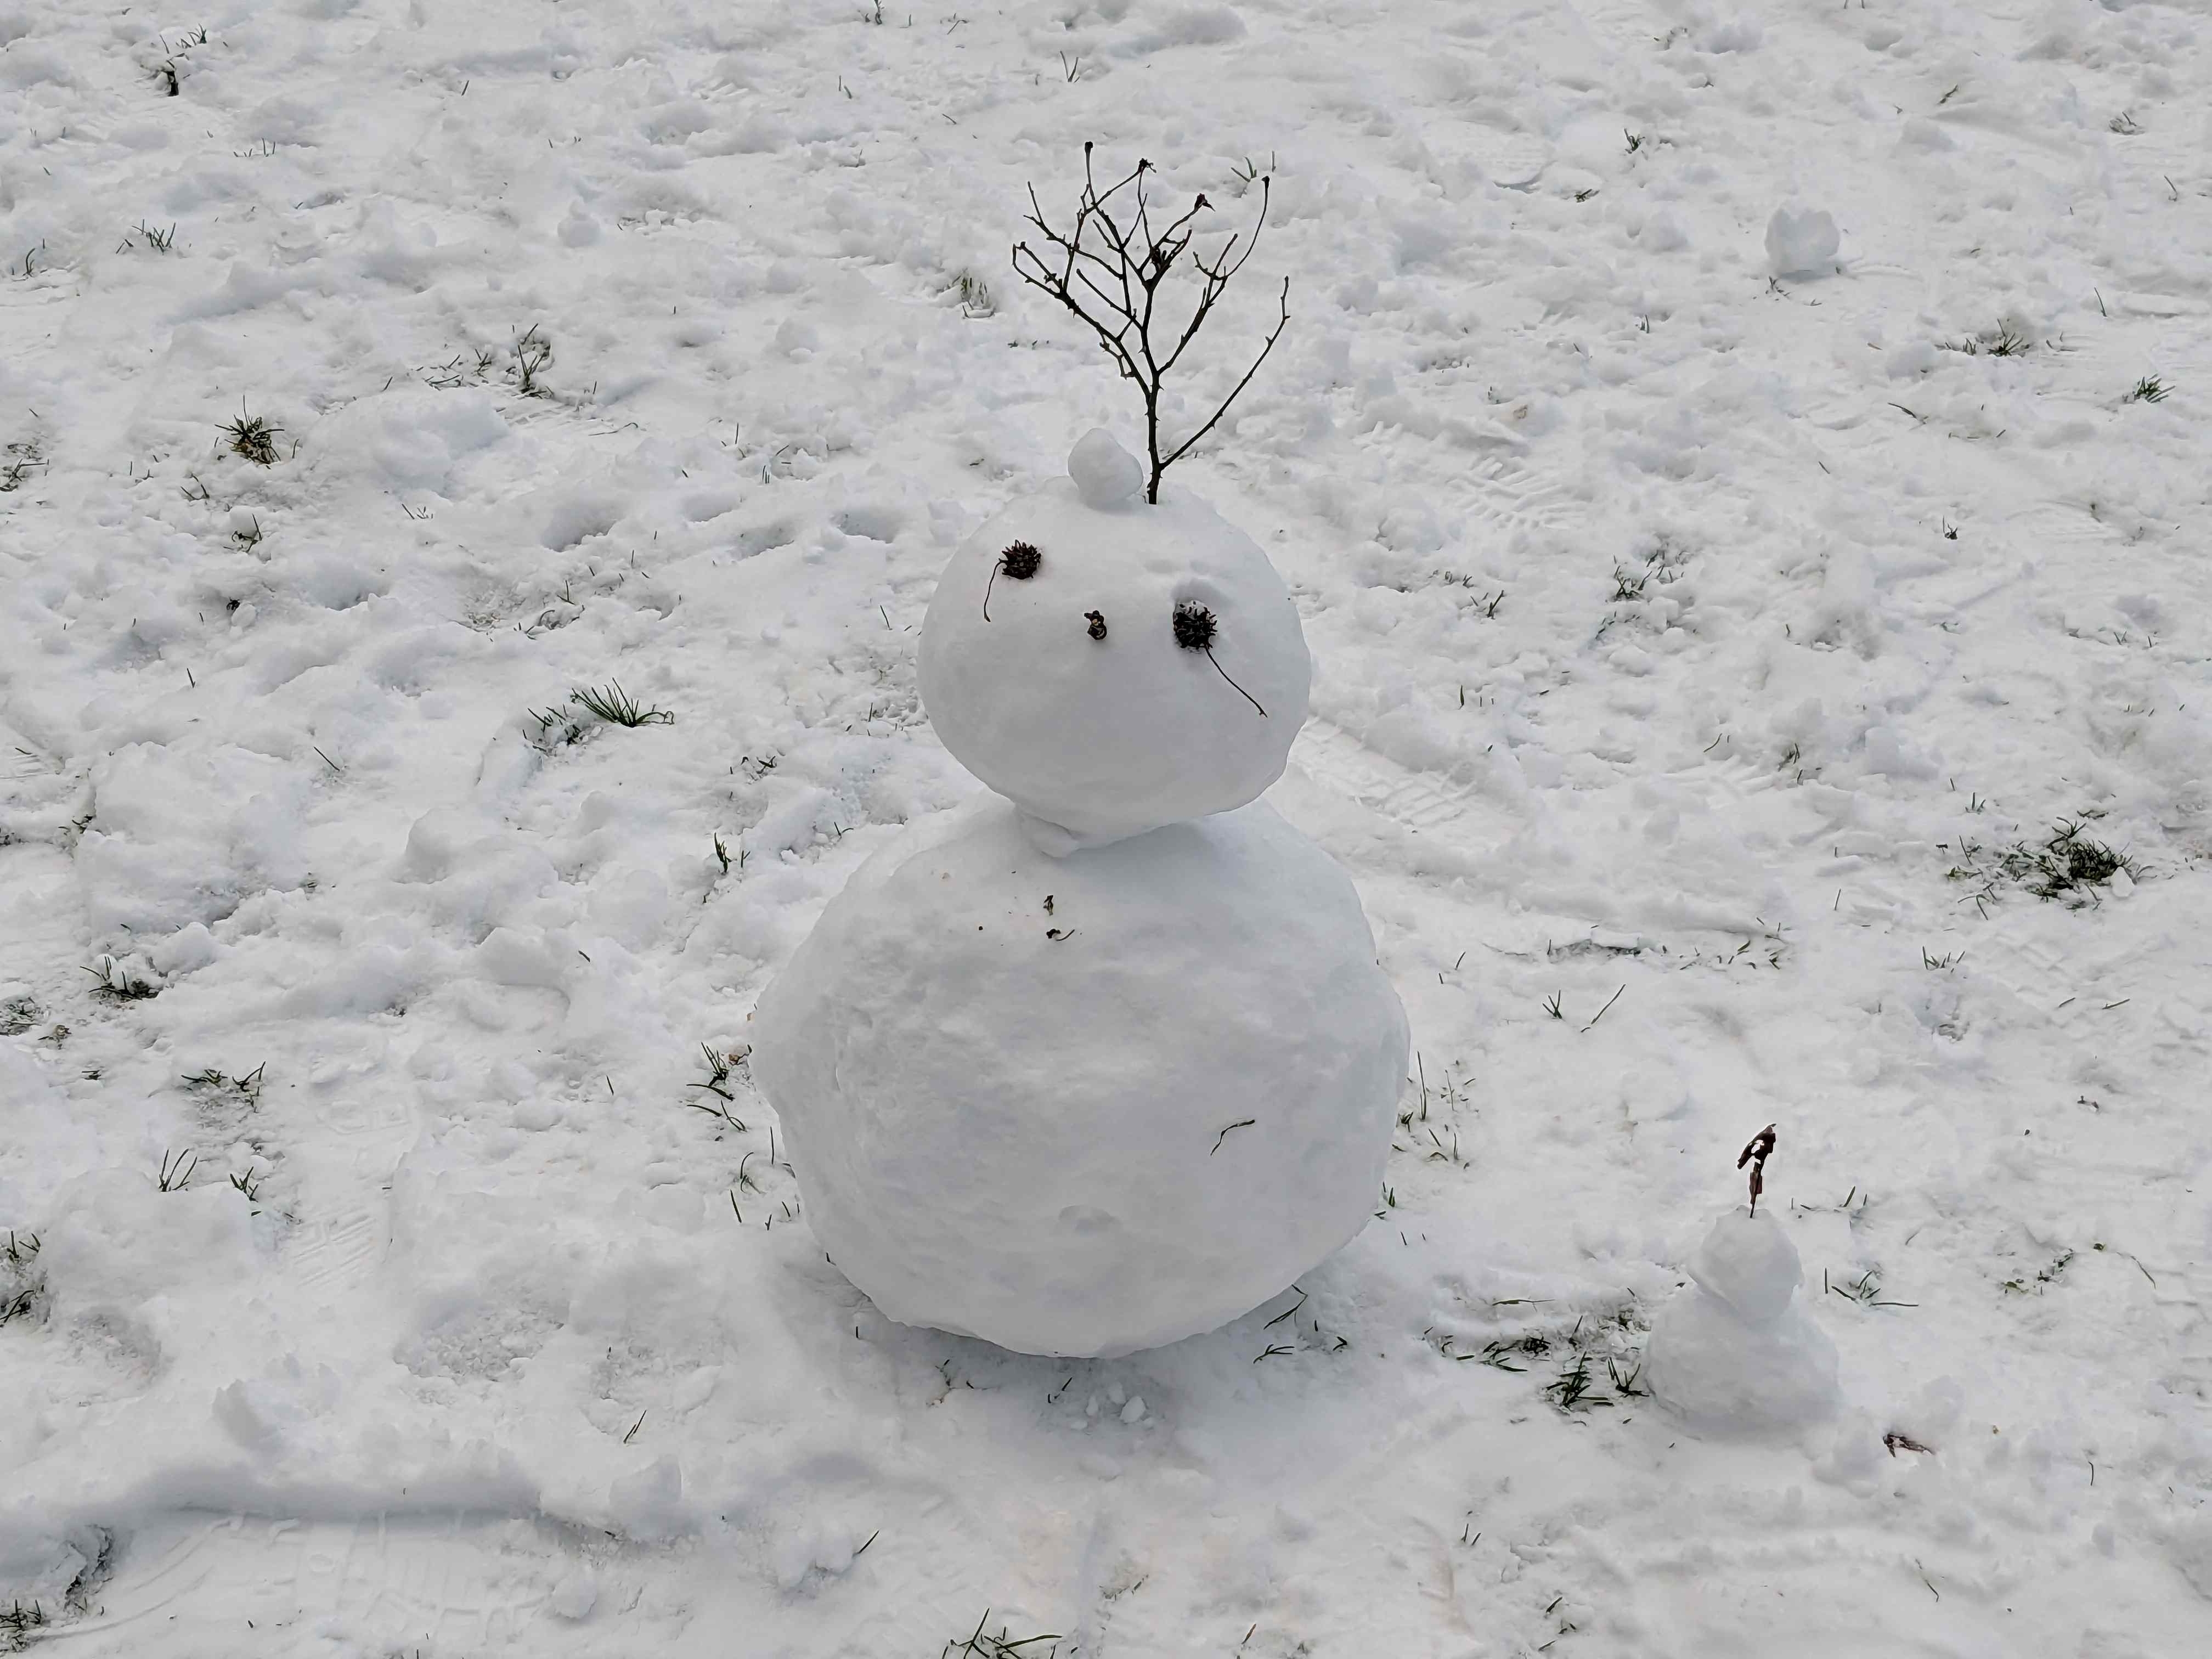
(1171, 602, 1265, 716)
(983, 542, 1043, 620)
(1171, 601, 1216, 650)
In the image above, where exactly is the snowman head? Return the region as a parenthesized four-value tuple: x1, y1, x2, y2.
(919, 431, 1311, 850)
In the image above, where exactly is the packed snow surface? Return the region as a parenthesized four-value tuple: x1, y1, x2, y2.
(919, 435, 1311, 849)
(4, 0, 2212, 1652)
(752, 793, 1407, 1358)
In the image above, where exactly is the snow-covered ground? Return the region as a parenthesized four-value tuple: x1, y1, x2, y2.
(4, 0, 2210, 1652)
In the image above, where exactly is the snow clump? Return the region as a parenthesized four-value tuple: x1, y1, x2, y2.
(1764, 204, 1841, 278)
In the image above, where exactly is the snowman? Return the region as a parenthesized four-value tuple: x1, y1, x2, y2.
(752, 430, 1409, 1358)
(1643, 1130, 1841, 1431)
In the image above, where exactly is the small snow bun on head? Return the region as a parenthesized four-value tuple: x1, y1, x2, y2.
(1067, 426, 1143, 508)
(918, 432, 1311, 853)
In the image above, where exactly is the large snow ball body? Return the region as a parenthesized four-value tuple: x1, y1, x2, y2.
(919, 433, 1311, 850)
(751, 794, 1407, 1358)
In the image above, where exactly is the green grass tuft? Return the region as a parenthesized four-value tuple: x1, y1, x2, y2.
(221, 410, 281, 465)
(941, 1611, 1064, 1658)
(571, 682, 674, 727)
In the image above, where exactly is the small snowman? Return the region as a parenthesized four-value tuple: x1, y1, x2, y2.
(1643, 1126, 1841, 1432)
(752, 428, 1409, 1358)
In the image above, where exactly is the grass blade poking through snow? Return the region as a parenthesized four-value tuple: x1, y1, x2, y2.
(221, 409, 282, 465)
(570, 682, 674, 727)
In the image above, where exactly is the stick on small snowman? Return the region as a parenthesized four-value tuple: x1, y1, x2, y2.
(752, 150, 1409, 1358)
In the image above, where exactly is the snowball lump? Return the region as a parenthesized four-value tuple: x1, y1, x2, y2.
(919, 436, 1311, 850)
(1068, 425, 1143, 507)
(751, 794, 1408, 1357)
(1688, 1204, 1803, 1324)
(1645, 1210, 1840, 1432)
(1765, 205, 1841, 277)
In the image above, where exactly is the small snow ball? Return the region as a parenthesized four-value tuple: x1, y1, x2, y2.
(1688, 1202, 1802, 1324)
(558, 202, 601, 249)
(1068, 427, 1144, 508)
(1765, 205, 1841, 278)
